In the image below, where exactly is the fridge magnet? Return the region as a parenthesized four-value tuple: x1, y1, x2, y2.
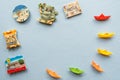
(63, 0, 82, 18)
(13, 5, 30, 23)
(38, 3, 58, 25)
(5, 55, 26, 74)
(3, 29, 20, 49)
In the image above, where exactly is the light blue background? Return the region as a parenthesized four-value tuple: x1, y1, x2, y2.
(0, 0, 120, 80)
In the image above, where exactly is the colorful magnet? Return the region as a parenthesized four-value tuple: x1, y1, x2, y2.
(13, 5, 30, 23)
(3, 29, 20, 49)
(5, 55, 26, 74)
(98, 32, 114, 39)
(38, 3, 58, 25)
(97, 48, 112, 56)
(69, 67, 84, 75)
(94, 13, 110, 21)
(46, 69, 61, 79)
(91, 61, 104, 72)
(63, 0, 82, 18)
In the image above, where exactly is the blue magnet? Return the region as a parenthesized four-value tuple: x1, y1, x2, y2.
(13, 5, 30, 23)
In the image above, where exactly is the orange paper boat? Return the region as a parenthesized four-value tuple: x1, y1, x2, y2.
(46, 69, 61, 79)
(91, 61, 104, 72)
(94, 13, 110, 21)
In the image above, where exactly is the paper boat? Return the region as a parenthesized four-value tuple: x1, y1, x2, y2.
(98, 32, 114, 39)
(91, 61, 104, 72)
(46, 69, 61, 79)
(94, 13, 110, 21)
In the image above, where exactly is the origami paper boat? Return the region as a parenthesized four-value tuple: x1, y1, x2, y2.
(94, 13, 110, 21)
(97, 48, 112, 56)
(91, 61, 104, 72)
(98, 32, 114, 39)
(46, 69, 61, 79)
(69, 67, 84, 75)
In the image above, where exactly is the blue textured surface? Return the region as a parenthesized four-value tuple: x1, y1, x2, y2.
(0, 0, 120, 80)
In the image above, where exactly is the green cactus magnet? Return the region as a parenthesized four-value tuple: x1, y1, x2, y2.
(69, 67, 84, 75)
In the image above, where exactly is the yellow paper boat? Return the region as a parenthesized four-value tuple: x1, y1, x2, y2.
(98, 32, 114, 39)
(97, 48, 112, 56)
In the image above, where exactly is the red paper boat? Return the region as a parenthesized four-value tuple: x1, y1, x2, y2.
(94, 13, 110, 21)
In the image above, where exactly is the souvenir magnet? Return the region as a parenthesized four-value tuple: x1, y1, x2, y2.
(13, 5, 30, 23)
(38, 3, 58, 25)
(3, 29, 20, 49)
(63, 0, 82, 18)
(5, 55, 26, 74)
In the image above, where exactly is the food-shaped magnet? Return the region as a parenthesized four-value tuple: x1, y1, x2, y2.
(69, 67, 84, 75)
(3, 29, 20, 49)
(38, 3, 58, 25)
(98, 32, 114, 39)
(94, 13, 110, 21)
(46, 69, 61, 79)
(97, 48, 112, 56)
(5, 55, 26, 74)
(13, 5, 30, 23)
(63, 0, 82, 18)
(91, 61, 104, 72)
